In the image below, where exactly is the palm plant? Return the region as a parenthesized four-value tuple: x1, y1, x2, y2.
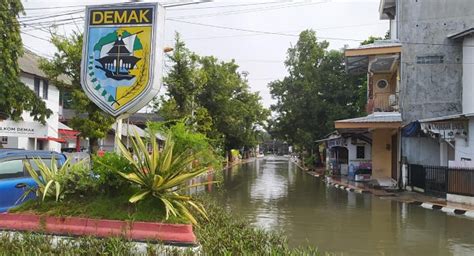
(24, 157, 71, 202)
(117, 131, 213, 225)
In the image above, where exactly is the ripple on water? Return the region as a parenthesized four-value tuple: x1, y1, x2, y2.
(212, 158, 474, 256)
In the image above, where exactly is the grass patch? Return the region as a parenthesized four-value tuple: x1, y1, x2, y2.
(3, 192, 328, 255)
(10, 190, 187, 224)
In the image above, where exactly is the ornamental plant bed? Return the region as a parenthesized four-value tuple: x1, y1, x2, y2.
(0, 212, 197, 245)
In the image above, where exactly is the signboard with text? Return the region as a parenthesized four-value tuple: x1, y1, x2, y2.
(0, 121, 48, 138)
(81, 2, 164, 117)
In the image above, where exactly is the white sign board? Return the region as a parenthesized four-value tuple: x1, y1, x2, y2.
(0, 120, 48, 138)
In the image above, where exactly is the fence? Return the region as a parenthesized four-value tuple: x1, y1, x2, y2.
(408, 164, 474, 198)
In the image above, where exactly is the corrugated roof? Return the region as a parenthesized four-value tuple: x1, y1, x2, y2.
(112, 123, 147, 138)
(346, 40, 401, 51)
(19, 49, 47, 78)
(336, 112, 402, 123)
(19, 49, 71, 84)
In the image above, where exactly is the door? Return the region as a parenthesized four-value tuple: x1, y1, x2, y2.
(391, 134, 398, 181)
(0, 157, 34, 212)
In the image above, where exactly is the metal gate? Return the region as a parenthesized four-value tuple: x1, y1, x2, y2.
(424, 166, 447, 198)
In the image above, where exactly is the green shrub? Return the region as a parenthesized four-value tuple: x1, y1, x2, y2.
(115, 131, 213, 225)
(304, 155, 316, 168)
(23, 158, 99, 202)
(92, 152, 133, 194)
(23, 157, 71, 202)
(58, 161, 99, 197)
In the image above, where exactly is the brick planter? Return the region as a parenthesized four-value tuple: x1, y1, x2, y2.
(0, 213, 197, 245)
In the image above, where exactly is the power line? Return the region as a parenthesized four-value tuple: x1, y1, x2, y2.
(169, 1, 293, 11)
(165, 22, 387, 42)
(167, 18, 365, 42)
(169, 1, 329, 19)
(19, 10, 83, 23)
(21, 31, 50, 42)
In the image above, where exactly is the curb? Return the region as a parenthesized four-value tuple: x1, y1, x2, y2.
(325, 179, 367, 194)
(407, 201, 474, 217)
(325, 179, 474, 219)
(0, 213, 197, 245)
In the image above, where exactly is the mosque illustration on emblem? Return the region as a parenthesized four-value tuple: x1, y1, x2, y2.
(95, 31, 142, 81)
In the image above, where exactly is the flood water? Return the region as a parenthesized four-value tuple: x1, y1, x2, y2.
(209, 156, 474, 256)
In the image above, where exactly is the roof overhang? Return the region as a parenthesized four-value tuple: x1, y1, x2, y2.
(448, 27, 474, 40)
(418, 113, 471, 123)
(345, 45, 401, 57)
(335, 122, 401, 129)
(418, 114, 469, 141)
(335, 112, 402, 129)
(379, 0, 396, 20)
(345, 43, 401, 75)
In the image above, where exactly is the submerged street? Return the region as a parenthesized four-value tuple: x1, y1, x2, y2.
(210, 157, 474, 256)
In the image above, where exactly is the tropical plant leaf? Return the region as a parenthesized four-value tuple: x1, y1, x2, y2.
(129, 190, 150, 203)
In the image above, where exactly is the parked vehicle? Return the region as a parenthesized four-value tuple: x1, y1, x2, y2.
(0, 149, 67, 213)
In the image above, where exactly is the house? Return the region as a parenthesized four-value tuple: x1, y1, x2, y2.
(335, 40, 402, 184)
(0, 50, 70, 151)
(317, 132, 372, 177)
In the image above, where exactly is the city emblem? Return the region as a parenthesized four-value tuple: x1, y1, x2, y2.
(81, 3, 164, 116)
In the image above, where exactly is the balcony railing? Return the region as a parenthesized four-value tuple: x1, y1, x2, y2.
(366, 92, 398, 113)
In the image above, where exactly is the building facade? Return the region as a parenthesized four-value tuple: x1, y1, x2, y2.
(0, 50, 62, 152)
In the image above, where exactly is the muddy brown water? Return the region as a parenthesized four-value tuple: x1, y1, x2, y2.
(207, 156, 474, 256)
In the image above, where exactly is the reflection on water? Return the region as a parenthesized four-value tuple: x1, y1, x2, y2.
(209, 156, 474, 256)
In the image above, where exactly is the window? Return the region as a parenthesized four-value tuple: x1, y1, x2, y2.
(43, 79, 48, 99)
(0, 160, 24, 180)
(416, 55, 444, 64)
(356, 146, 365, 159)
(0, 137, 7, 144)
(34, 77, 41, 96)
(376, 79, 388, 89)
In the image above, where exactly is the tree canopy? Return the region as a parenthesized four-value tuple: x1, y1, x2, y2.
(155, 34, 269, 152)
(40, 32, 115, 152)
(268, 30, 365, 150)
(0, 0, 51, 123)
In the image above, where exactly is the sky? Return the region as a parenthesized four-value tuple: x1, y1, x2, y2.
(20, 0, 388, 109)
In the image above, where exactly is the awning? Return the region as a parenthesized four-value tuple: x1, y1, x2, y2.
(345, 41, 401, 75)
(58, 122, 80, 140)
(418, 114, 468, 141)
(335, 112, 402, 129)
(38, 137, 67, 143)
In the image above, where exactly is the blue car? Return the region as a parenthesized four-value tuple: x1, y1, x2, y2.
(0, 149, 67, 213)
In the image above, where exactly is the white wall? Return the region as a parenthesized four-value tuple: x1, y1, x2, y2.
(3, 73, 61, 151)
(463, 36, 474, 114)
(347, 137, 372, 169)
(455, 118, 474, 161)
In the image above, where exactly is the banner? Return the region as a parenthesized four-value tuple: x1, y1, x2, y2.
(0, 121, 48, 138)
(81, 3, 164, 117)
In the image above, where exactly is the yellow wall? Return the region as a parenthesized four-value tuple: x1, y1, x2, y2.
(371, 129, 393, 178)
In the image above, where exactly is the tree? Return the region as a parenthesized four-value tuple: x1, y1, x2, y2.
(156, 35, 269, 156)
(197, 56, 269, 152)
(0, 0, 51, 123)
(40, 32, 115, 152)
(269, 30, 364, 151)
(155, 33, 212, 134)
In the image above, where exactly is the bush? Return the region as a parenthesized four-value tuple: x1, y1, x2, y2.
(92, 152, 133, 194)
(115, 131, 212, 225)
(58, 161, 99, 197)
